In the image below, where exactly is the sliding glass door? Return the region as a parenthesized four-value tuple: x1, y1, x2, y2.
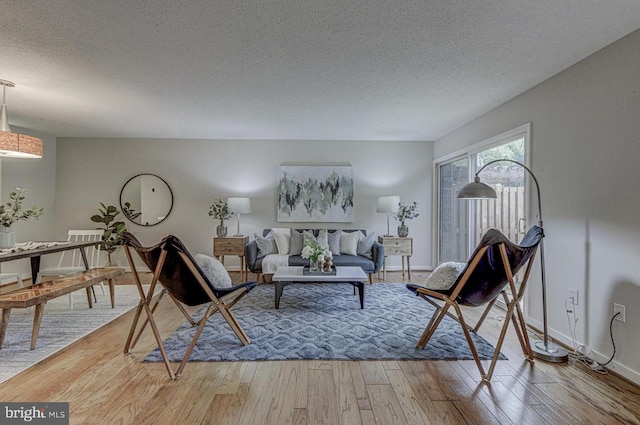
(435, 125, 529, 265)
(472, 138, 525, 246)
(438, 158, 469, 263)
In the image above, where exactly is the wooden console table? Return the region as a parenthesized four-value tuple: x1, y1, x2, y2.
(213, 236, 249, 281)
(378, 236, 413, 280)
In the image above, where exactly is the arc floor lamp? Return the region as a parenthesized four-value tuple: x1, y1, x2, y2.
(457, 158, 568, 363)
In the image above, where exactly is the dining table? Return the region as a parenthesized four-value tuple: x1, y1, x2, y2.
(0, 240, 99, 284)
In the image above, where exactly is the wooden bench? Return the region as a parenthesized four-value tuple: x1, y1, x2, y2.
(0, 267, 125, 350)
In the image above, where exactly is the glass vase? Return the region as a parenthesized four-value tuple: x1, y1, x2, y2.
(0, 226, 16, 249)
(216, 224, 227, 237)
(309, 257, 318, 272)
(398, 225, 409, 237)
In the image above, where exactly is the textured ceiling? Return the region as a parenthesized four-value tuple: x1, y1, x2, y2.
(1, 1, 639, 141)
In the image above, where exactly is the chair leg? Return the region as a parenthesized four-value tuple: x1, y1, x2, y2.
(451, 302, 487, 380)
(128, 290, 168, 351)
(417, 301, 451, 349)
(473, 297, 498, 332)
(483, 299, 520, 381)
(124, 302, 146, 354)
(167, 292, 198, 326)
(141, 295, 176, 380)
(509, 294, 534, 360)
(218, 303, 250, 345)
(175, 304, 217, 378)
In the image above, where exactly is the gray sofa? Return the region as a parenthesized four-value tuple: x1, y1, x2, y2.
(245, 229, 384, 283)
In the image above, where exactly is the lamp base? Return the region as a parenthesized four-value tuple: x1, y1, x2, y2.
(233, 234, 244, 237)
(532, 340, 568, 363)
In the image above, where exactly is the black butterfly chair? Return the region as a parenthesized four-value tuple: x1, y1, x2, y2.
(121, 232, 257, 380)
(407, 226, 544, 381)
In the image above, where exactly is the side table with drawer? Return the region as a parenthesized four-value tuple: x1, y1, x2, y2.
(213, 236, 249, 281)
(378, 236, 413, 280)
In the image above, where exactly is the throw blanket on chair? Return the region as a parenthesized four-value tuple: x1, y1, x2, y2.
(261, 254, 290, 273)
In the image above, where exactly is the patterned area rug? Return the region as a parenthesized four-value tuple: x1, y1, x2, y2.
(144, 283, 506, 362)
(0, 285, 142, 384)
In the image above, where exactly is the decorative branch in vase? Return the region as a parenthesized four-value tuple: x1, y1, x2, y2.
(208, 198, 233, 237)
(395, 201, 419, 237)
(0, 188, 44, 249)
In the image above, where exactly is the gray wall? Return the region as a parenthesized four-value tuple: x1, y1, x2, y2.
(54, 139, 434, 271)
(435, 29, 640, 383)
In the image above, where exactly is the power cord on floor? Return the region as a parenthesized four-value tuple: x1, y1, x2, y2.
(564, 298, 620, 375)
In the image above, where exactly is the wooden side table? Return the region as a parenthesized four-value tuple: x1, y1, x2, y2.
(378, 236, 413, 280)
(213, 236, 249, 281)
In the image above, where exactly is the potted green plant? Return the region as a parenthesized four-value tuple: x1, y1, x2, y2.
(208, 198, 233, 237)
(395, 201, 419, 237)
(0, 188, 44, 249)
(90, 203, 127, 265)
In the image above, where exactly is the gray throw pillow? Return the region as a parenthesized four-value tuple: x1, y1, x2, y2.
(327, 230, 341, 256)
(357, 231, 376, 259)
(302, 230, 316, 247)
(317, 229, 329, 249)
(289, 229, 304, 256)
(255, 232, 278, 257)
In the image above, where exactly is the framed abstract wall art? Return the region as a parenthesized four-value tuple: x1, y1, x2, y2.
(277, 165, 354, 222)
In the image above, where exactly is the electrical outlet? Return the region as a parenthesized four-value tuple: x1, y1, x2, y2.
(614, 303, 626, 323)
(569, 288, 579, 305)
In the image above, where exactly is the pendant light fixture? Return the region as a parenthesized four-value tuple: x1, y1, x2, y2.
(0, 79, 43, 158)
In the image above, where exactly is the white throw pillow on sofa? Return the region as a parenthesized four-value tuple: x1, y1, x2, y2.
(423, 261, 466, 290)
(195, 253, 232, 289)
(340, 231, 360, 256)
(271, 227, 291, 255)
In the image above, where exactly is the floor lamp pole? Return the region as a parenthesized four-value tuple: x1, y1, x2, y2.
(533, 231, 568, 362)
(465, 159, 568, 363)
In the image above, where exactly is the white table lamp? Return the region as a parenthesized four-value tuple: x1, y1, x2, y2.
(227, 197, 251, 237)
(377, 196, 400, 237)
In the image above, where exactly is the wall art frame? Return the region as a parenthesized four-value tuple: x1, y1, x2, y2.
(277, 165, 354, 222)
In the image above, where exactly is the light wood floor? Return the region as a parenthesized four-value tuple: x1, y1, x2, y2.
(1, 271, 639, 425)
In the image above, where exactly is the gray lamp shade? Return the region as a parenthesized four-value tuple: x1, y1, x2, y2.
(376, 196, 400, 213)
(227, 197, 252, 214)
(457, 179, 497, 199)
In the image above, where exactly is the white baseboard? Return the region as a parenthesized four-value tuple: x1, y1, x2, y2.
(527, 317, 640, 386)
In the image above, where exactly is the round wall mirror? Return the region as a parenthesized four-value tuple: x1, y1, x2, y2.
(120, 174, 173, 226)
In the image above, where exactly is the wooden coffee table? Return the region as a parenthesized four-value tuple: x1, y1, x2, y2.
(271, 266, 368, 309)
